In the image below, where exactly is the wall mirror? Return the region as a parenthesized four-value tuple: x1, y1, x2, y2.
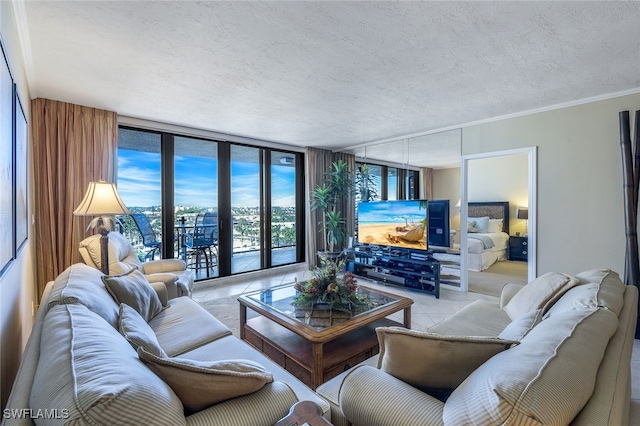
(460, 147, 537, 294)
(342, 129, 462, 190)
(341, 135, 536, 298)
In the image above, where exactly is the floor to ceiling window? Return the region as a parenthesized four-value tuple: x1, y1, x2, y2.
(117, 129, 163, 260)
(117, 126, 305, 281)
(230, 145, 261, 274)
(174, 136, 219, 278)
(270, 153, 298, 266)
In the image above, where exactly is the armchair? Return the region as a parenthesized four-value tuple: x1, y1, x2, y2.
(79, 231, 194, 298)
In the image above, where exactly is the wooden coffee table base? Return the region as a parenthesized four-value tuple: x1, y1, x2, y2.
(243, 316, 399, 389)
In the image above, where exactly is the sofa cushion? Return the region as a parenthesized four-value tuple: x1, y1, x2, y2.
(339, 365, 445, 426)
(102, 268, 163, 321)
(545, 268, 625, 318)
(427, 299, 511, 337)
(497, 309, 543, 341)
(182, 335, 331, 418)
(30, 304, 186, 425)
(46, 262, 120, 328)
(138, 348, 274, 414)
(502, 272, 580, 320)
(443, 307, 618, 426)
(185, 381, 299, 426)
(148, 297, 233, 357)
(118, 303, 167, 357)
(376, 327, 517, 395)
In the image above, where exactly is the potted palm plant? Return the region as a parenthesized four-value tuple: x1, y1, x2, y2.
(310, 160, 354, 260)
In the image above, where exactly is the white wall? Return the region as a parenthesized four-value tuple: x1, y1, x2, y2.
(0, 1, 35, 409)
(462, 93, 640, 276)
(467, 154, 528, 235)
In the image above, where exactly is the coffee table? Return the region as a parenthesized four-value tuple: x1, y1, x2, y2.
(238, 283, 413, 389)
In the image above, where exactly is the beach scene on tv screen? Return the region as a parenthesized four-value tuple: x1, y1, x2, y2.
(358, 200, 428, 249)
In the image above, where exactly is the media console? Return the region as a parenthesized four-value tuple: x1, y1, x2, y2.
(347, 245, 440, 298)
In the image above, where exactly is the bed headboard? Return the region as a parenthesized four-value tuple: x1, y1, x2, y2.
(468, 202, 510, 234)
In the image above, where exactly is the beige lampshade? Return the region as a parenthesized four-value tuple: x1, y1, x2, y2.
(74, 181, 130, 216)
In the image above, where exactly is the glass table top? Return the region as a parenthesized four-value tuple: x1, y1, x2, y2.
(243, 282, 401, 331)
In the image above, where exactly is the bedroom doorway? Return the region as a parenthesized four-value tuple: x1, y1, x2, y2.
(460, 147, 537, 294)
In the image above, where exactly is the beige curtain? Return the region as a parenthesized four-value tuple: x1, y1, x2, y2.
(421, 167, 433, 199)
(32, 98, 118, 300)
(305, 147, 333, 269)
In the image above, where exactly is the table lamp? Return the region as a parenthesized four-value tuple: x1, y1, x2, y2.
(517, 207, 529, 236)
(73, 181, 130, 274)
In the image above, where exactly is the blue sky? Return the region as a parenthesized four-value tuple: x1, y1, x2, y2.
(117, 149, 296, 208)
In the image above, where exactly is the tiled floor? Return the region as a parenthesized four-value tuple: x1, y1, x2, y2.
(192, 264, 640, 425)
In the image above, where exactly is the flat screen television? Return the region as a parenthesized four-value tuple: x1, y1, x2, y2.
(356, 199, 451, 252)
(357, 200, 429, 251)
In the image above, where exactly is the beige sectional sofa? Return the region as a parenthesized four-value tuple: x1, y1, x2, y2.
(317, 268, 638, 426)
(3, 263, 329, 426)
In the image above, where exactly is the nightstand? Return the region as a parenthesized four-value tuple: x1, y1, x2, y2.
(509, 235, 528, 261)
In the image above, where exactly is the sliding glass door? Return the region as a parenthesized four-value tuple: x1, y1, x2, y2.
(270, 153, 298, 266)
(174, 136, 219, 279)
(230, 145, 261, 274)
(117, 129, 163, 260)
(117, 126, 304, 281)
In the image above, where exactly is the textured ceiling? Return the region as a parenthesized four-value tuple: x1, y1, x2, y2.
(16, 1, 640, 167)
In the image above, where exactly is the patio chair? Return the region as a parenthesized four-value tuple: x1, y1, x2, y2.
(130, 213, 162, 260)
(188, 211, 218, 274)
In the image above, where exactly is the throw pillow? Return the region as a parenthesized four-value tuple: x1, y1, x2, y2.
(102, 268, 163, 322)
(502, 272, 580, 320)
(443, 308, 618, 425)
(467, 221, 479, 233)
(468, 216, 490, 233)
(118, 303, 167, 358)
(375, 327, 518, 395)
(137, 347, 274, 414)
(487, 218, 504, 233)
(497, 309, 543, 341)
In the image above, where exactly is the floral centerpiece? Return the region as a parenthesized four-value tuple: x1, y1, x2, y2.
(292, 257, 369, 313)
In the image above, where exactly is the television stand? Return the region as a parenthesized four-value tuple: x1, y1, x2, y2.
(346, 246, 440, 298)
(431, 248, 461, 286)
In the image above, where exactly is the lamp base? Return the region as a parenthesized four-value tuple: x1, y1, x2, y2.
(97, 221, 110, 275)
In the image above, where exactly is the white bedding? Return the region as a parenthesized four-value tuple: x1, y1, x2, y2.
(467, 232, 509, 254)
(467, 232, 509, 272)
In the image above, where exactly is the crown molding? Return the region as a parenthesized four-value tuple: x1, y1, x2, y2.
(11, 0, 36, 95)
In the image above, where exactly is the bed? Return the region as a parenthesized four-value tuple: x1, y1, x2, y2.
(466, 202, 510, 272)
